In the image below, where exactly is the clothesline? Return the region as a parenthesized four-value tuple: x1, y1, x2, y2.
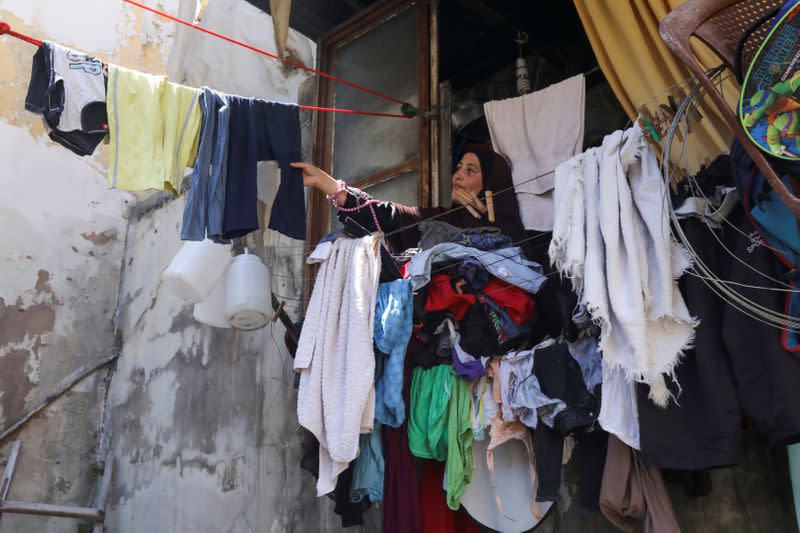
(0, 16, 413, 119)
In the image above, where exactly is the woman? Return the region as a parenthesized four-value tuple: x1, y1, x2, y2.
(294, 145, 570, 338)
(291, 144, 535, 258)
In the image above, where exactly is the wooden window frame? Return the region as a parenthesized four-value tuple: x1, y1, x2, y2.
(306, 0, 432, 251)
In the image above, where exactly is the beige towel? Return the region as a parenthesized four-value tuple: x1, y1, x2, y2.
(484, 74, 585, 231)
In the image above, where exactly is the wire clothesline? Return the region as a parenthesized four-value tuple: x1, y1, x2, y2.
(0, 2, 415, 119)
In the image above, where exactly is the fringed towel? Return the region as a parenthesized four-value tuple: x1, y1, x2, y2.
(550, 123, 696, 407)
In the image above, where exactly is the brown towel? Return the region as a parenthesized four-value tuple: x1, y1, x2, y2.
(600, 435, 681, 533)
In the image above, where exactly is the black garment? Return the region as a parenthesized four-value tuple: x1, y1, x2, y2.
(457, 302, 502, 356)
(300, 431, 371, 527)
(534, 342, 598, 436)
(638, 204, 800, 470)
(221, 97, 305, 240)
(636, 217, 741, 470)
(530, 341, 599, 502)
(721, 206, 800, 447)
(407, 311, 453, 369)
(532, 423, 564, 502)
(574, 429, 609, 514)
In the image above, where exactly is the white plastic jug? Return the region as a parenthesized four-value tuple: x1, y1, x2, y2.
(193, 271, 230, 328)
(162, 239, 232, 303)
(224, 250, 271, 331)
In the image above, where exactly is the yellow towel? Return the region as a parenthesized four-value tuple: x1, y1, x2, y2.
(106, 65, 202, 193)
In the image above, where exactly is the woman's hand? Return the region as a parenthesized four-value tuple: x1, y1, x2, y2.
(291, 162, 346, 205)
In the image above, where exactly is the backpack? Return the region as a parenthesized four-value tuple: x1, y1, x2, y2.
(739, 0, 800, 161)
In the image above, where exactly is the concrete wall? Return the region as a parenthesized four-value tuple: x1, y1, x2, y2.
(0, 1, 181, 531)
(0, 0, 374, 531)
(102, 2, 377, 531)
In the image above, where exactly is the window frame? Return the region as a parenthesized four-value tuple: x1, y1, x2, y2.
(306, 0, 433, 249)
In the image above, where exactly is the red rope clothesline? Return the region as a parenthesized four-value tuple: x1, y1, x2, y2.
(0, 5, 415, 119)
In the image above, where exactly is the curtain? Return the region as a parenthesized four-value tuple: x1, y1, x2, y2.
(574, 0, 739, 172)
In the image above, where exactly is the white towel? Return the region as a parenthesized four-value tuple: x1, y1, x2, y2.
(295, 235, 381, 496)
(484, 74, 585, 231)
(550, 123, 696, 407)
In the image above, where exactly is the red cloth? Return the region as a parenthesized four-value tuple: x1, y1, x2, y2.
(425, 274, 476, 321)
(481, 278, 537, 324)
(419, 460, 480, 533)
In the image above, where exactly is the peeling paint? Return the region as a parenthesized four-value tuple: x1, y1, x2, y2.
(0, 349, 35, 424)
(0, 297, 55, 348)
(81, 229, 118, 246)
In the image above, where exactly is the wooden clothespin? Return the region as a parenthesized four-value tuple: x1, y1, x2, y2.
(271, 299, 286, 323)
(638, 105, 662, 145)
(485, 190, 495, 223)
(656, 103, 682, 141)
(469, 191, 488, 214)
(454, 190, 482, 218)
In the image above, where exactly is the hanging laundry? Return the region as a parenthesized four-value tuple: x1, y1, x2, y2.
(373, 279, 414, 428)
(484, 74, 586, 231)
(451, 332, 488, 381)
(419, 460, 480, 533)
(487, 418, 539, 517)
(445, 372, 474, 510)
(25, 41, 108, 156)
(106, 65, 202, 194)
(471, 375, 499, 441)
(425, 274, 477, 321)
(406, 315, 454, 369)
(599, 435, 681, 533)
(635, 147, 800, 470)
(408, 242, 547, 294)
(498, 340, 566, 429)
(475, 294, 530, 350)
(350, 422, 384, 503)
(600, 361, 640, 450)
(299, 431, 372, 527)
(418, 219, 512, 251)
(408, 365, 452, 461)
(181, 88, 230, 242)
(533, 341, 598, 437)
(483, 358, 542, 518)
(550, 123, 697, 407)
(531, 340, 600, 502)
(383, 357, 423, 533)
(220, 97, 305, 240)
(294, 235, 381, 496)
(567, 337, 602, 393)
(481, 278, 537, 325)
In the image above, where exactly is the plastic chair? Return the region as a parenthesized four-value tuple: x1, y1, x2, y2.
(660, 0, 800, 218)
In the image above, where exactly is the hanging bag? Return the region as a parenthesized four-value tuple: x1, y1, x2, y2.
(739, 0, 800, 161)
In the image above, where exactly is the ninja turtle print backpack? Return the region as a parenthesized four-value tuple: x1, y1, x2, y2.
(740, 0, 800, 161)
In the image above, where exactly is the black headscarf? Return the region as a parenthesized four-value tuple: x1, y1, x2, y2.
(440, 144, 528, 248)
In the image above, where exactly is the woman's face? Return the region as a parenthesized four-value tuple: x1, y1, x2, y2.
(451, 152, 483, 202)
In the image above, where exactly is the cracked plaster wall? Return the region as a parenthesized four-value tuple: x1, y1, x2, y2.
(0, 0, 185, 531)
(104, 1, 381, 531)
(0, 0, 361, 531)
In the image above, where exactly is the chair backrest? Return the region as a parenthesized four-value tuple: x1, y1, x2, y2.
(660, 0, 800, 219)
(698, 0, 784, 77)
(661, 0, 783, 71)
